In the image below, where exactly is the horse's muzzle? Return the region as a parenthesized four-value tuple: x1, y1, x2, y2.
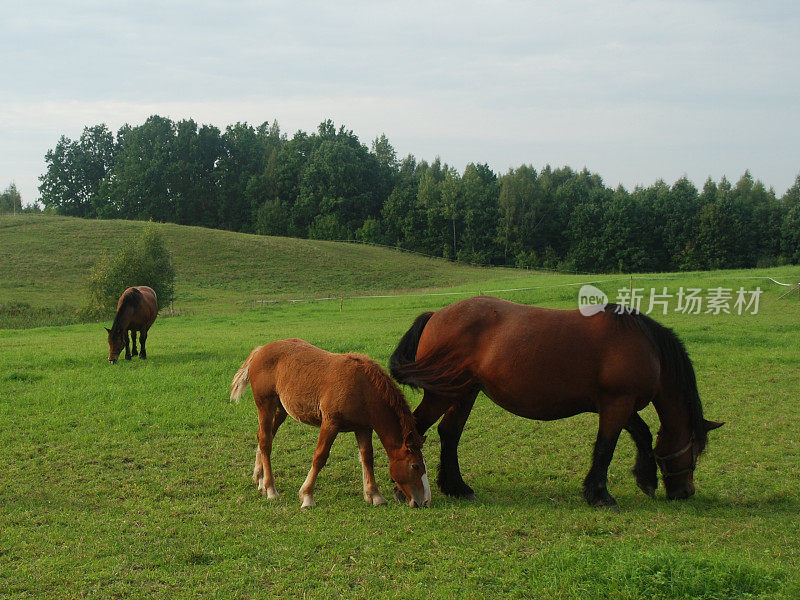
(666, 487, 695, 500)
(108, 358, 117, 364)
(408, 494, 430, 508)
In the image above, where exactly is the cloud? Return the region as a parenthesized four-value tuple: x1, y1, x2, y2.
(2, 1, 799, 203)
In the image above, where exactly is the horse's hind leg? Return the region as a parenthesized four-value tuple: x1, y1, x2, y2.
(130, 331, 139, 357)
(583, 398, 634, 511)
(255, 403, 288, 484)
(356, 429, 387, 506)
(624, 412, 657, 497)
(395, 391, 457, 502)
(272, 403, 287, 436)
(299, 421, 338, 508)
(254, 395, 280, 499)
(436, 391, 478, 499)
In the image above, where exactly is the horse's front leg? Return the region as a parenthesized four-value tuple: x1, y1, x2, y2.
(624, 412, 657, 497)
(583, 400, 632, 512)
(299, 421, 338, 508)
(130, 330, 138, 357)
(123, 330, 132, 360)
(356, 429, 387, 506)
(139, 329, 148, 359)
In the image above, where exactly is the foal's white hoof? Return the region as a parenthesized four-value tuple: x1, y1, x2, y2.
(301, 496, 316, 509)
(258, 480, 279, 499)
(371, 494, 388, 506)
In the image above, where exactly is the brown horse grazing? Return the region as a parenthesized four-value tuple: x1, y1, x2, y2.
(106, 286, 158, 363)
(230, 339, 431, 508)
(390, 296, 723, 510)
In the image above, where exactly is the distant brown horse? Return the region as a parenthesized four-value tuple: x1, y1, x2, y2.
(106, 286, 158, 363)
(230, 339, 431, 508)
(390, 296, 723, 510)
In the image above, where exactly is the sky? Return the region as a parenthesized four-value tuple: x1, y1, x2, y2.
(2, 0, 799, 206)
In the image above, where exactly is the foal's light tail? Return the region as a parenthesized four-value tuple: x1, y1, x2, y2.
(230, 346, 262, 403)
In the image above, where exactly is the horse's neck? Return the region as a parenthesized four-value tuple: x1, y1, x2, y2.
(366, 400, 406, 455)
(652, 393, 691, 440)
(112, 305, 132, 331)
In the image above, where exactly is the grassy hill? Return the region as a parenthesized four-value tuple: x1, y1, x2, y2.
(0, 214, 532, 327)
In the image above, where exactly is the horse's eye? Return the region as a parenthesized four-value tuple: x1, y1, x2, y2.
(411, 464, 420, 472)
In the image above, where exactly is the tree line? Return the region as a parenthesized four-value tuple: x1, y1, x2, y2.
(37, 115, 800, 272)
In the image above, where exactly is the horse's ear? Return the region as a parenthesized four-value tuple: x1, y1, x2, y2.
(403, 431, 419, 449)
(704, 419, 724, 432)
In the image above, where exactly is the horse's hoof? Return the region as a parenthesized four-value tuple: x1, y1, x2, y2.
(371, 494, 388, 506)
(301, 497, 315, 509)
(585, 487, 620, 512)
(638, 484, 656, 498)
(266, 488, 280, 500)
(441, 483, 475, 500)
(587, 496, 621, 512)
(590, 498, 620, 512)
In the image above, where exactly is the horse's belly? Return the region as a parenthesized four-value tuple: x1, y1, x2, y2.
(279, 395, 323, 427)
(485, 388, 596, 420)
(476, 349, 599, 420)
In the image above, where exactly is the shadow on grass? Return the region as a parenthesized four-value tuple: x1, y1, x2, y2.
(429, 479, 800, 517)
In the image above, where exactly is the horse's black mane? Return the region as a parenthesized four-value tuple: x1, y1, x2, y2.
(605, 303, 708, 454)
(111, 288, 143, 332)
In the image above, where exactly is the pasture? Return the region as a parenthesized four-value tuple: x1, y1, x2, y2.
(1, 215, 800, 598)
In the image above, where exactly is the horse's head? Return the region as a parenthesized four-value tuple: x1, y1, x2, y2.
(655, 419, 723, 499)
(389, 433, 430, 508)
(106, 327, 124, 363)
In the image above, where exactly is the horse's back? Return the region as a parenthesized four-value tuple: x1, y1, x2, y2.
(419, 296, 660, 417)
(249, 340, 339, 426)
(117, 286, 158, 329)
(248, 340, 394, 431)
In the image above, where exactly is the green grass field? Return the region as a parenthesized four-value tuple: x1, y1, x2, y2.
(2, 215, 800, 598)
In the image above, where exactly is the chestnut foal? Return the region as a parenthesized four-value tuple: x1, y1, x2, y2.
(231, 339, 430, 508)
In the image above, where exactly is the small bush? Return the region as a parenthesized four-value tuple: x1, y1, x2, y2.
(82, 224, 175, 318)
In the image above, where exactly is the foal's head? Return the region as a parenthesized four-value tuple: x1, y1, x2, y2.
(389, 433, 430, 508)
(105, 327, 124, 363)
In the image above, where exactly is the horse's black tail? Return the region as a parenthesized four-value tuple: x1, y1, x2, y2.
(389, 312, 434, 385)
(609, 304, 710, 455)
(389, 311, 477, 396)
